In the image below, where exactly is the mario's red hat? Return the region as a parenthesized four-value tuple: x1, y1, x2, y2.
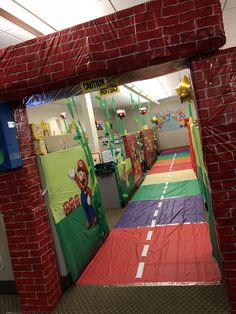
(77, 159, 88, 175)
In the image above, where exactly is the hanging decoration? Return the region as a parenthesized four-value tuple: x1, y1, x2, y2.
(139, 107, 147, 115)
(175, 75, 193, 121)
(60, 111, 69, 134)
(112, 98, 123, 154)
(130, 92, 140, 132)
(117, 109, 126, 119)
(117, 109, 126, 136)
(151, 115, 158, 124)
(137, 96, 147, 127)
(175, 75, 193, 103)
(129, 92, 144, 166)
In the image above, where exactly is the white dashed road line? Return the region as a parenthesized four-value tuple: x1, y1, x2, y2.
(136, 262, 145, 278)
(141, 245, 150, 257)
(151, 219, 156, 227)
(154, 209, 159, 217)
(146, 230, 153, 241)
(136, 153, 177, 280)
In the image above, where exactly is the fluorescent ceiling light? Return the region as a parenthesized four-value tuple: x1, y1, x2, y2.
(119, 85, 147, 104)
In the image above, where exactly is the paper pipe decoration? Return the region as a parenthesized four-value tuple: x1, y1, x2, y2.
(117, 109, 126, 119)
(60, 112, 69, 134)
(139, 107, 147, 115)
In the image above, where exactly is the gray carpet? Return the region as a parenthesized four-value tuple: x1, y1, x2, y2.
(55, 284, 230, 314)
(0, 294, 20, 314)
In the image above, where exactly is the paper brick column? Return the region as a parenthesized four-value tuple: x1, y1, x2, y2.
(0, 102, 62, 312)
(191, 47, 236, 312)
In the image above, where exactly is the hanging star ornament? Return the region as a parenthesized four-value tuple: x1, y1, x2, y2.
(175, 75, 193, 103)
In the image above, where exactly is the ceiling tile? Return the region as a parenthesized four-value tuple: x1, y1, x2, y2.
(0, 0, 55, 34)
(6, 27, 35, 41)
(0, 16, 15, 32)
(111, 0, 149, 11)
(0, 32, 21, 48)
(15, 0, 114, 32)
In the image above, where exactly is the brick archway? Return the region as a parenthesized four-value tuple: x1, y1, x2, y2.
(1, 0, 235, 312)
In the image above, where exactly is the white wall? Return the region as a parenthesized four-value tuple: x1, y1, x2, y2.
(26, 95, 198, 152)
(27, 102, 74, 135)
(122, 96, 197, 150)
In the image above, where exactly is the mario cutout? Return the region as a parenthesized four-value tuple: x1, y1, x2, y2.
(68, 159, 98, 229)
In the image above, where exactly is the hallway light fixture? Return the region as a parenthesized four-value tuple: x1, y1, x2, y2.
(123, 84, 160, 105)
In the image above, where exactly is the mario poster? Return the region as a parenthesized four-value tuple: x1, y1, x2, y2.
(68, 159, 98, 229)
(40, 146, 108, 281)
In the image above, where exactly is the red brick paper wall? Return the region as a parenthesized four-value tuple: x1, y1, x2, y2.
(0, 0, 225, 101)
(191, 47, 236, 312)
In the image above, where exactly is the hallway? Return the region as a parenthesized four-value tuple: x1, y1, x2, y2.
(1, 147, 230, 313)
(54, 147, 230, 313)
(77, 148, 221, 286)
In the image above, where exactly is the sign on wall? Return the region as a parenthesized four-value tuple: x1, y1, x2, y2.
(98, 85, 120, 97)
(81, 78, 107, 93)
(154, 109, 188, 132)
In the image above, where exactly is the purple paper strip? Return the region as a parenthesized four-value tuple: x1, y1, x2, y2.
(115, 195, 205, 228)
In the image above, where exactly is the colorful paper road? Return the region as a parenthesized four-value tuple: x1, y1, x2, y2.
(115, 195, 205, 229)
(161, 146, 190, 155)
(77, 148, 220, 287)
(148, 162, 192, 174)
(77, 224, 221, 285)
(132, 180, 201, 202)
(157, 151, 190, 160)
(142, 169, 197, 185)
(153, 156, 191, 166)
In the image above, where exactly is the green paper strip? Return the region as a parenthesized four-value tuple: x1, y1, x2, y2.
(188, 100, 193, 118)
(132, 179, 201, 202)
(65, 98, 74, 119)
(112, 97, 123, 153)
(63, 119, 69, 134)
(71, 96, 78, 114)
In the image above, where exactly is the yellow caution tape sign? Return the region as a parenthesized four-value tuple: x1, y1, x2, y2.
(98, 85, 120, 97)
(81, 78, 107, 93)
